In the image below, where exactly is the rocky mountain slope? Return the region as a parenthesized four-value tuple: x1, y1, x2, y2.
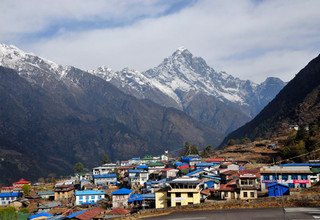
(0, 44, 220, 183)
(223, 53, 320, 144)
(91, 47, 285, 135)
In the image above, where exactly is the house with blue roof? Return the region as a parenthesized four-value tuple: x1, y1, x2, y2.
(0, 192, 22, 206)
(196, 162, 220, 169)
(93, 173, 117, 186)
(112, 188, 132, 208)
(74, 190, 106, 205)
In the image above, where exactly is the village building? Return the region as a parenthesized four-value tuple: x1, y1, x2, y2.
(219, 162, 240, 173)
(219, 179, 239, 200)
(155, 176, 203, 208)
(93, 173, 117, 186)
(13, 178, 31, 188)
(128, 169, 149, 187)
(0, 192, 22, 206)
(111, 188, 132, 208)
(74, 190, 106, 205)
(237, 170, 260, 200)
(160, 168, 179, 179)
(117, 165, 135, 177)
(37, 191, 54, 200)
(260, 165, 313, 192)
(92, 163, 118, 175)
(54, 185, 75, 201)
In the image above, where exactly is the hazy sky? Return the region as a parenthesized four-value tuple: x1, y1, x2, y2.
(1, 0, 320, 82)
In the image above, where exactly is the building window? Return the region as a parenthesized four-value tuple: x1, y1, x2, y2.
(250, 192, 255, 198)
(282, 175, 288, 181)
(263, 175, 270, 180)
(188, 202, 193, 205)
(91, 196, 95, 199)
(188, 192, 193, 198)
(300, 183, 307, 188)
(176, 193, 181, 197)
(79, 196, 83, 200)
(300, 175, 308, 180)
(292, 175, 298, 180)
(243, 192, 248, 198)
(272, 175, 278, 180)
(176, 202, 181, 206)
(288, 183, 295, 188)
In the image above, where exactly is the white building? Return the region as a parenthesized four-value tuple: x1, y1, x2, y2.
(92, 163, 118, 175)
(128, 169, 149, 186)
(0, 192, 21, 206)
(74, 190, 105, 205)
(93, 174, 117, 186)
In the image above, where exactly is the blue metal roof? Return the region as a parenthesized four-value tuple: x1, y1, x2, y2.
(0, 192, 21, 197)
(75, 190, 105, 196)
(128, 194, 143, 202)
(29, 212, 53, 219)
(93, 173, 117, 179)
(66, 210, 86, 218)
(137, 164, 148, 169)
(196, 162, 219, 167)
(112, 188, 132, 195)
(186, 168, 203, 176)
(281, 163, 320, 167)
(129, 169, 146, 173)
(202, 175, 221, 180)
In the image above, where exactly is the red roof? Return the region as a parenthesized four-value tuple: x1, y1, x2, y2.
(76, 207, 105, 220)
(178, 164, 189, 170)
(109, 208, 130, 215)
(239, 168, 261, 178)
(219, 184, 236, 191)
(200, 189, 211, 195)
(205, 158, 225, 163)
(13, 179, 30, 185)
(220, 170, 238, 176)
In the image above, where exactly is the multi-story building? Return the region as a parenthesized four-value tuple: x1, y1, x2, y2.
(74, 190, 106, 205)
(0, 192, 22, 206)
(111, 188, 132, 208)
(93, 173, 117, 186)
(54, 185, 75, 201)
(92, 163, 118, 175)
(155, 176, 203, 208)
(260, 165, 313, 192)
(128, 169, 149, 187)
(237, 170, 260, 200)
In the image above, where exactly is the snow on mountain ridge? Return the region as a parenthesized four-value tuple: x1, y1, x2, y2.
(0, 44, 66, 80)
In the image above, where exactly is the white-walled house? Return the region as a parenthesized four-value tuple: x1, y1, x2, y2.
(92, 163, 118, 175)
(0, 192, 22, 206)
(74, 190, 105, 205)
(93, 174, 117, 186)
(128, 169, 149, 186)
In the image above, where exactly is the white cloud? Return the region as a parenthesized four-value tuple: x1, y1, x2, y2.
(1, 0, 320, 82)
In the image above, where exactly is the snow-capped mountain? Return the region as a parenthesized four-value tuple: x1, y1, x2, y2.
(90, 47, 285, 134)
(0, 44, 66, 81)
(0, 43, 285, 136)
(89, 67, 180, 108)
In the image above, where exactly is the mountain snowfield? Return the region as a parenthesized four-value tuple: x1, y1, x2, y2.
(89, 46, 286, 128)
(0, 43, 285, 136)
